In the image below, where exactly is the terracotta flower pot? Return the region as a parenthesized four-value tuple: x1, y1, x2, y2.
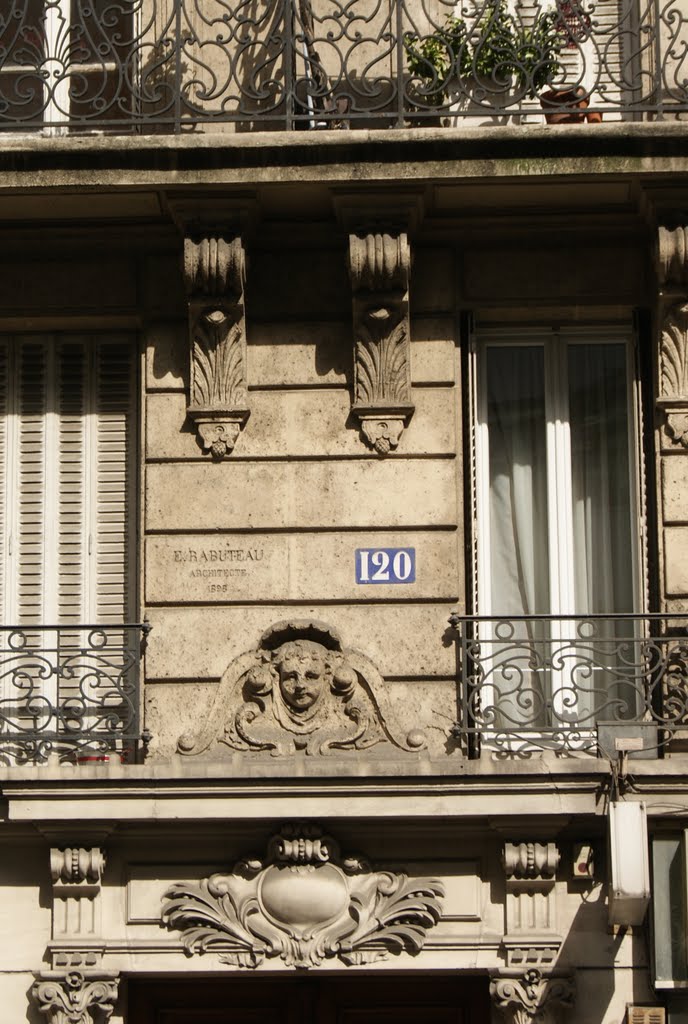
(540, 87, 590, 124)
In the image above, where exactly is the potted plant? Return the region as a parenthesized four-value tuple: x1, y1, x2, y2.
(404, 14, 472, 108)
(404, 1, 600, 124)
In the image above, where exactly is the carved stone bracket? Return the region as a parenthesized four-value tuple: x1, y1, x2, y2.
(491, 969, 575, 1024)
(31, 971, 118, 1024)
(347, 230, 414, 455)
(502, 843, 561, 968)
(162, 822, 443, 968)
(176, 619, 427, 759)
(656, 226, 688, 447)
(49, 848, 106, 969)
(182, 232, 250, 459)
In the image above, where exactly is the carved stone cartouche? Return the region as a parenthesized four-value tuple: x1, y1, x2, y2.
(347, 231, 414, 455)
(31, 971, 118, 1024)
(182, 233, 250, 459)
(162, 822, 444, 969)
(177, 619, 427, 758)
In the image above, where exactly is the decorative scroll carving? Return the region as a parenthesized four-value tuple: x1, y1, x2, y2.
(182, 233, 249, 459)
(348, 231, 414, 455)
(177, 619, 427, 758)
(162, 822, 443, 969)
(31, 971, 118, 1024)
(503, 843, 560, 880)
(491, 970, 575, 1024)
(50, 848, 106, 887)
(502, 843, 561, 968)
(49, 848, 106, 969)
(657, 226, 688, 288)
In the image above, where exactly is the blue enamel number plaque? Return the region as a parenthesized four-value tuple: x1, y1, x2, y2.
(355, 548, 416, 585)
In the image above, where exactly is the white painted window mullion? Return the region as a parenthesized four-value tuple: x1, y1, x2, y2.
(44, 0, 71, 132)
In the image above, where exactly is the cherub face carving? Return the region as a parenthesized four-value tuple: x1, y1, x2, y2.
(275, 641, 328, 712)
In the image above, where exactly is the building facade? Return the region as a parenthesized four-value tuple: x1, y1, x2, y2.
(1, 1, 688, 1021)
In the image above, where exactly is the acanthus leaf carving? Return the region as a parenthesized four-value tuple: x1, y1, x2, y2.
(31, 971, 118, 1024)
(658, 302, 688, 446)
(183, 233, 250, 459)
(162, 823, 444, 969)
(176, 619, 427, 759)
(347, 231, 414, 455)
(660, 303, 688, 400)
(490, 969, 575, 1024)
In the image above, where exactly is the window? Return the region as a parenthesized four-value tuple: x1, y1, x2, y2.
(0, 333, 136, 626)
(471, 326, 644, 738)
(0, 0, 133, 130)
(0, 333, 137, 761)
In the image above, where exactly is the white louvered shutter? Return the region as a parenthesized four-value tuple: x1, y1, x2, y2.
(94, 336, 135, 626)
(57, 338, 87, 626)
(1, 333, 135, 626)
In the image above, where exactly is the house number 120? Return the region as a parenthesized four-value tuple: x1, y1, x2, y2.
(355, 548, 416, 584)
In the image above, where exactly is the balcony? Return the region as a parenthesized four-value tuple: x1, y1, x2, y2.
(450, 613, 688, 757)
(0, 623, 148, 764)
(0, 0, 686, 135)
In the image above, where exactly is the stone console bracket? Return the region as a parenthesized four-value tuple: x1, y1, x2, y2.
(656, 225, 688, 447)
(48, 847, 107, 970)
(335, 192, 424, 456)
(502, 842, 562, 968)
(169, 196, 258, 460)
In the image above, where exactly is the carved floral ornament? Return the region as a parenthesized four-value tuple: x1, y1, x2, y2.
(347, 231, 414, 456)
(177, 619, 427, 758)
(31, 971, 118, 1024)
(182, 232, 250, 459)
(491, 970, 575, 1024)
(162, 823, 444, 969)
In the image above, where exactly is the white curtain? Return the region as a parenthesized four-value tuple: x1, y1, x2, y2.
(486, 346, 550, 726)
(482, 339, 636, 731)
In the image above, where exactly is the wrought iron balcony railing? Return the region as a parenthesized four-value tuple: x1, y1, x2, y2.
(450, 613, 688, 757)
(0, 623, 148, 764)
(0, 0, 686, 134)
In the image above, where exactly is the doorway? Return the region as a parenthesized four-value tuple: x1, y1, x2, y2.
(128, 974, 491, 1023)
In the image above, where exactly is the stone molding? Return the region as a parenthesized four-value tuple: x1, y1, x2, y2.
(31, 971, 118, 1024)
(182, 231, 250, 458)
(491, 969, 575, 1024)
(347, 230, 414, 455)
(656, 225, 688, 447)
(162, 822, 443, 968)
(176, 619, 427, 758)
(502, 843, 561, 968)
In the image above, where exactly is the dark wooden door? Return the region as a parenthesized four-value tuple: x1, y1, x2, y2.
(128, 975, 490, 1024)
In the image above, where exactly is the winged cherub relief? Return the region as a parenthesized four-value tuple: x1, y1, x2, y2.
(177, 620, 427, 758)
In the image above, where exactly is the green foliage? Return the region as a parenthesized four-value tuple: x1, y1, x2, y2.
(405, 2, 565, 103)
(404, 15, 472, 104)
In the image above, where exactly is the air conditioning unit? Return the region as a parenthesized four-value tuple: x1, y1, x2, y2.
(626, 1007, 666, 1024)
(609, 801, 650, 926)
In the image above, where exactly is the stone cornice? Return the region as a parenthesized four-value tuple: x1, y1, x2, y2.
(0, 125, 687, 191)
